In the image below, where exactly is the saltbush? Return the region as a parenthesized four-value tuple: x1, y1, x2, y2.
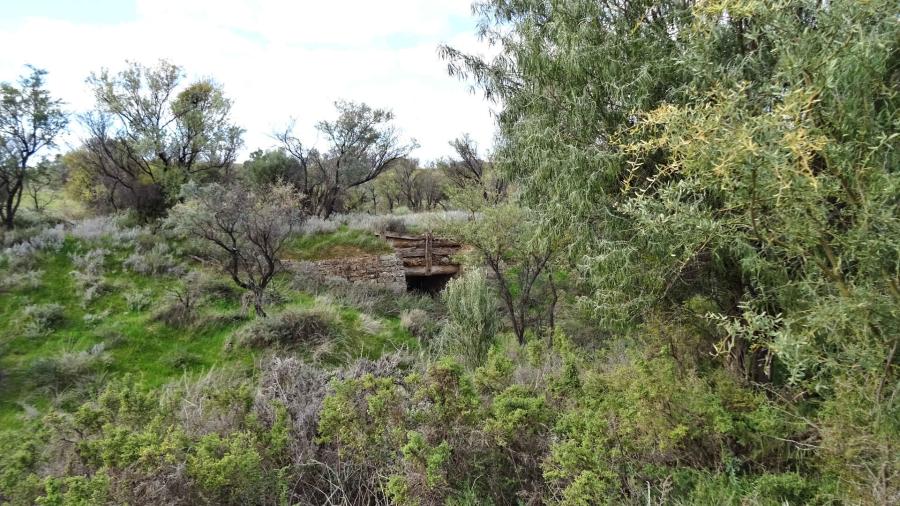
(27, 344, 110, 391)
(235, 307, 342, 348)
(123, 242, 177, 275)
(22, 303, 66, 337)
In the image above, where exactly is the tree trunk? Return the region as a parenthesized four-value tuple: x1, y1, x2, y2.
(253, 290, 267, 318)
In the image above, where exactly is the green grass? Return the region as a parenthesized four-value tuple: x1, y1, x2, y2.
(282, 226, 392, 261)
(0, 230, 413, 431)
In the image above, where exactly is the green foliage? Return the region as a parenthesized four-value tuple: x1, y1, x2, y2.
(318, 373, 408, 464)
(234, 306, 342, 349)
(440, 268, 500, 366)
(283, 225, 392, 260)
(444, 0, 899, 501)
(484, 385, 549, 447)
(77, 60, 243, 217)
(168, 181, 304, 317)
(0, 66, 69, 229)
(36, 474, 109, 506)
(242, 148, 304, 189)
(188, 432, 266, 504)
(21, 302, 66, 337)
(442, 204, 561, 344)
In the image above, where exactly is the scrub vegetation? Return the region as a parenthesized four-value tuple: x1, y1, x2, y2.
(1, 1, 897, 504)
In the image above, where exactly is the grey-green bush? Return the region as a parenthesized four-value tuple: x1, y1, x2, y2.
(440, 268, 501, 366)
(22, 303, 66, 337)
(235, 307, 342, 348)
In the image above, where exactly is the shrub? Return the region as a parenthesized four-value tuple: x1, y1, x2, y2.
(381, 217, 407, 234)
(124, 289, 153, 311)
(300, 216, 341, 235)
(235, 307, 342, 348)
(69, 248, 109, 276)
(69, 248, 113, 307)
(27, 344, 110, 391)
(154, 285, 200, 328)
(0, 224, 66, 270)
(195, 274, 242, 303)
(82, 309, 111, 326)
(440, 268, 501, 367)
(0, 269, 43, 291)
(22, 303, 66, 337)
(162, 350, 202, 370)
(123, 243, 177, 275)
(291, 271, 441, 319)
(400, 309, 434, 341)
(358, 313, 383, 335)
(69, 215, 139, 243)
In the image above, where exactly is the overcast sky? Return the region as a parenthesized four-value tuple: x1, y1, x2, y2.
(0, 0, 497, 162)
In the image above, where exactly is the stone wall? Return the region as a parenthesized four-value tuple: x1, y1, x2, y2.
(287, 254, 406, 293)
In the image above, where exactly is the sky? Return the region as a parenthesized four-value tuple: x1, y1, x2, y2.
(0, 0, 497, 162)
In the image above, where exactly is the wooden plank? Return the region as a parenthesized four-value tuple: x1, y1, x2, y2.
(395, 247, 458, 258)
(406, 265, 460, 276)
(425, 232, 432, 274)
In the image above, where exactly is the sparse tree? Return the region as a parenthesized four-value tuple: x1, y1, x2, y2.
(242, 148, 304, 189)
(0, 66, 68, 228)
(278, 100, 417, 218)
(441, 134, 505, 213)
(168, 182, 304, 317)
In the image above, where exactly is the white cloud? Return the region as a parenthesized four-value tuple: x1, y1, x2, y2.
(0, 0, 497, 161)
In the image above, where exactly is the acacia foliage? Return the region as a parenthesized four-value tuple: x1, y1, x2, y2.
(443, 0, 899, 501)
(75, 60, 243, 217)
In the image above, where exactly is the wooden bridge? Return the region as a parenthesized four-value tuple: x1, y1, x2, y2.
(378, 232, 462, 292)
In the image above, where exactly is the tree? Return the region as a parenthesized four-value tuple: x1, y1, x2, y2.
(0, 66, 68, 228)
(25, 156, 64, 215)
(383, 158, 446, 211)
(440, 134, 505, 213)
(444, 204, 560, 344)
(278, 100, 417, 217)
(168, 182, 304, 317)
(79, 60, 243, 216)
(242, 148, 305, 189)
(443, 0, 899, 500)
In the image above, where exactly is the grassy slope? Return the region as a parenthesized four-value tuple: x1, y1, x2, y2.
(282, 226, 392, 260)
(0, 228, 414, 430)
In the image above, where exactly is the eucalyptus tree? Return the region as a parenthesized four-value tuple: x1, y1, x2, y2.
(80, 60, 243, 216)
(443, 0, 899, 500)
(0, 66, 68, 228)
(278, 100, 417, 218)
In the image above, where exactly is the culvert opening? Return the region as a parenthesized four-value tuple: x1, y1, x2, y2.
(406, 274, 454, 295)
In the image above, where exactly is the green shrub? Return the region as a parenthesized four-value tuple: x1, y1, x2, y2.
(27, 344, 109, 391)
(235, 307, 342, 348)
(124, 289, 152, 311)
(440, 268, 500, 367)
(22, 303, 66, 337)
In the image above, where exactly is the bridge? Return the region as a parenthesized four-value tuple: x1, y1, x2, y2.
(378, 232, 463, 292)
